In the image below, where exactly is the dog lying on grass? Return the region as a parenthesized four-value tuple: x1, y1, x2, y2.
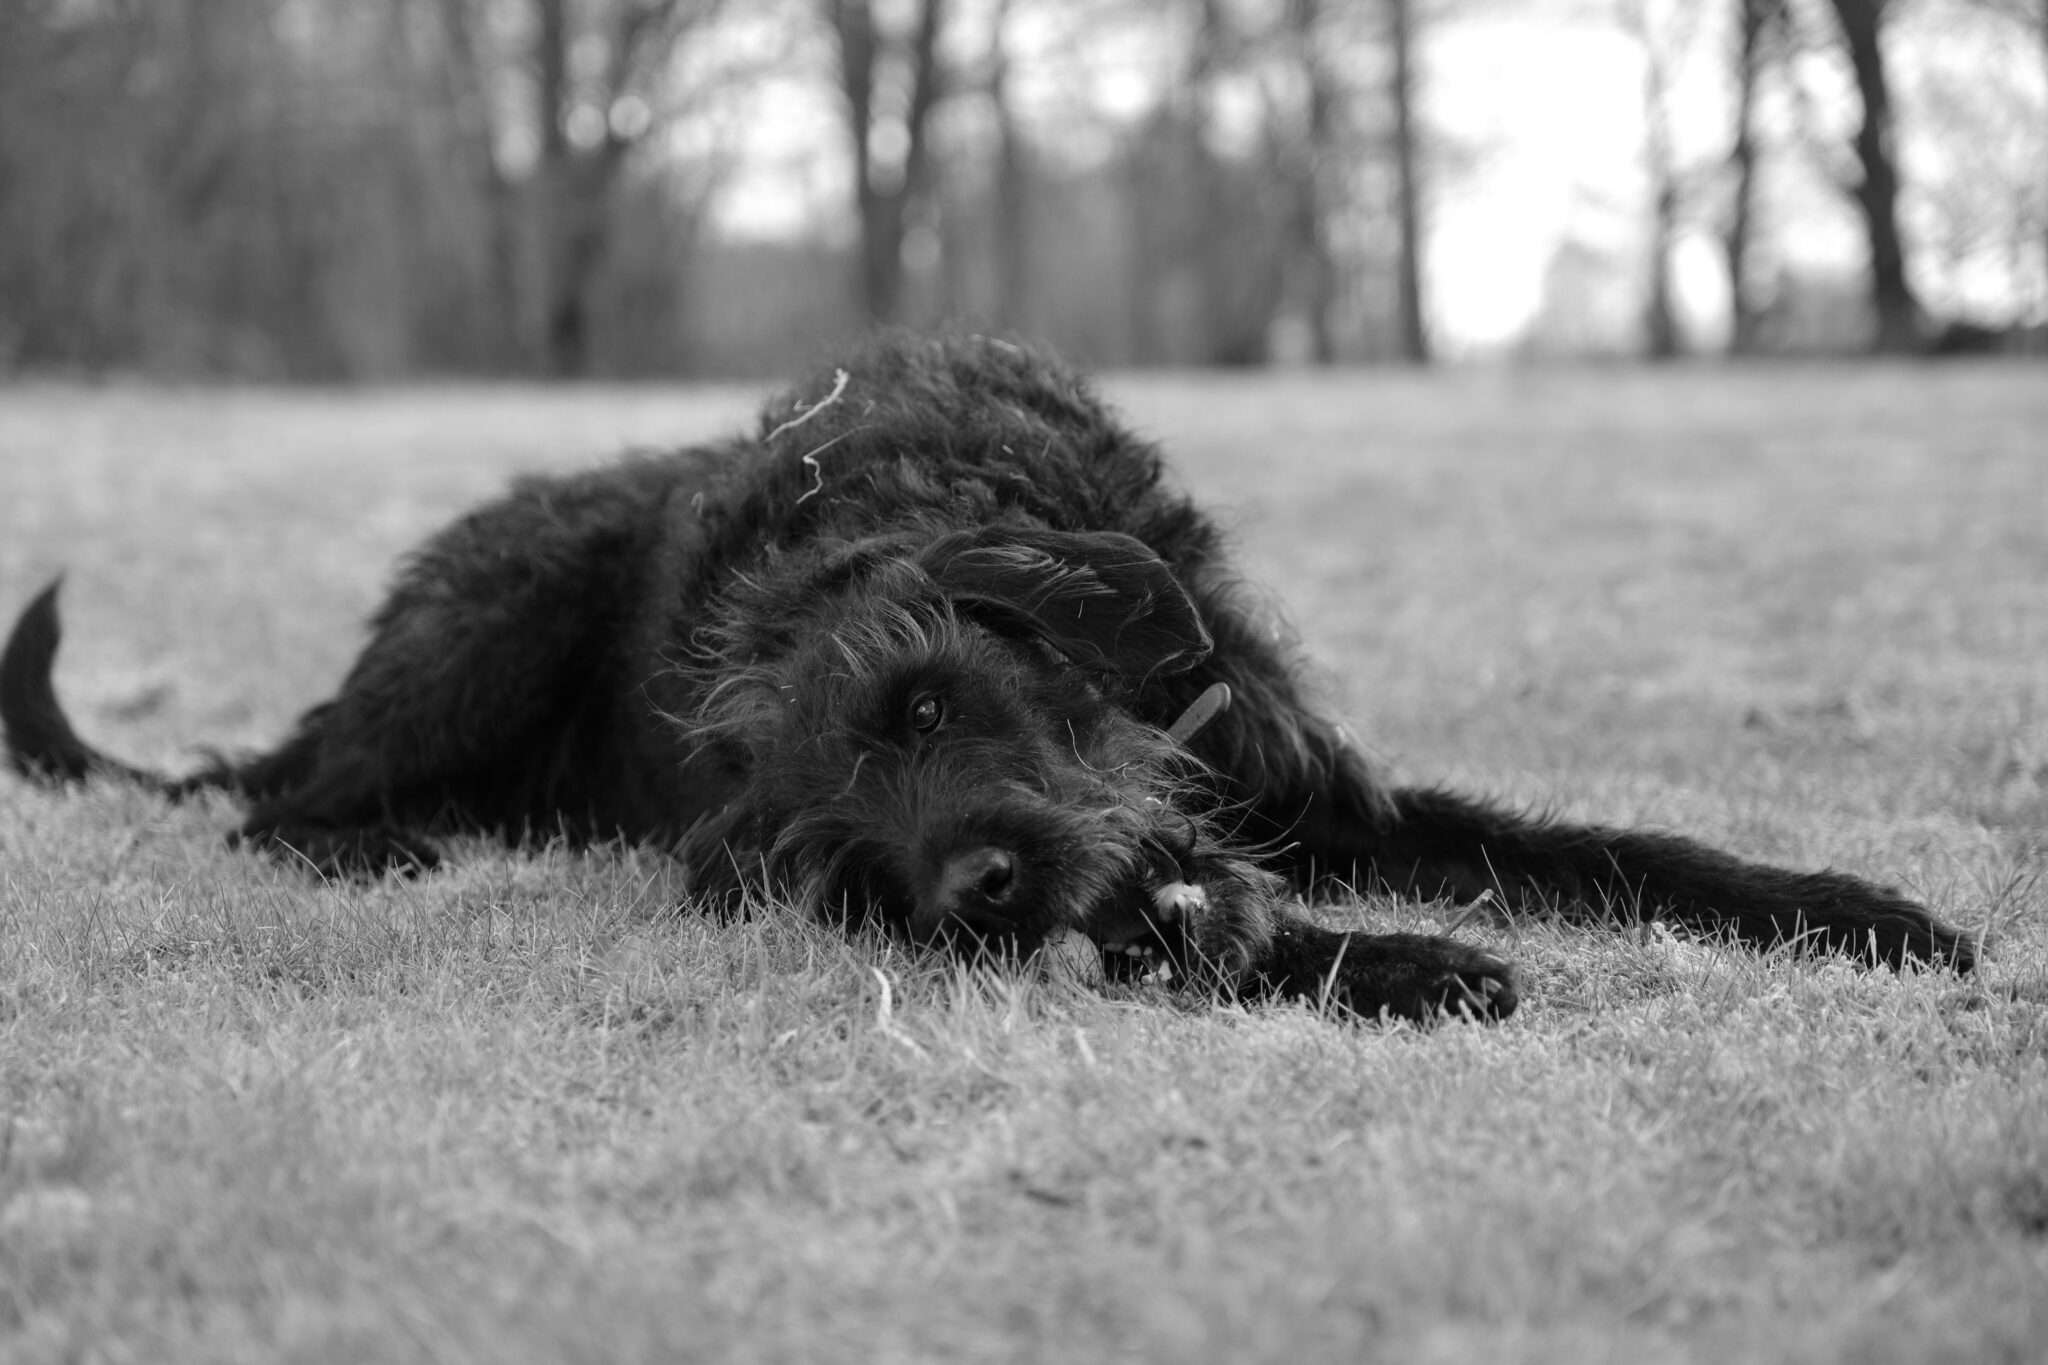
(1, 334, 1976, 1022)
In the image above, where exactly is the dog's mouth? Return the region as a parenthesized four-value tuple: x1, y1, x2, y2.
(908, 866, 1206, 983)
(911, 823, 1212, 975)
(768, 783, 1215, 962)
(1085, 877, 1210, 984)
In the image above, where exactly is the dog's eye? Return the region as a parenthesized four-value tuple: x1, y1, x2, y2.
(909, 695, 944, 733)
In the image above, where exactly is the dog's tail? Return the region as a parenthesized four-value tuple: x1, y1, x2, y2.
(2, 578, 202, 793)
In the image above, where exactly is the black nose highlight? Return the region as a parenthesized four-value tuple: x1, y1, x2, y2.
(936, 846, 1017, 917)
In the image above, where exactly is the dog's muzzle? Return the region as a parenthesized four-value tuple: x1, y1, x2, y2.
(918, 845, 1024, 937)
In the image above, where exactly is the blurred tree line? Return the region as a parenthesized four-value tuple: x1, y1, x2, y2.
(0, 0, 2042, 379)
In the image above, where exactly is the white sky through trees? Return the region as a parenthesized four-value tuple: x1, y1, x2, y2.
(702, 2, 2046, 354)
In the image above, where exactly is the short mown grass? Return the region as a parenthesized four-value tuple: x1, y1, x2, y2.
(1, 363, 2043, 1363)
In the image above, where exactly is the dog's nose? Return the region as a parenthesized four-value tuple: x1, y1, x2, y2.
(934, 846, 1018, 919)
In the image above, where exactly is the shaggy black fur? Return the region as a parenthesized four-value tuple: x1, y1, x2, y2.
(1, 335, 1977, 1022)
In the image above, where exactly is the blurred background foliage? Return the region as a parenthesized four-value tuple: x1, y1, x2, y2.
(0, 0, 2042, 379)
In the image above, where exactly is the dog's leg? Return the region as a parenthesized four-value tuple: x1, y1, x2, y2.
(1102, 853, 1519, 1023)
(1106, 605, 1514, 1019)
(1128, 892, 1524, 1024)
(1162, 594, 1974, 973)
(1247, 716, 1974, 970)
(1246, 916, 1519, 1022)
(236, 744, 455, 879)
(230, 466, 700, 878)
(1351, 784, 1976, 971)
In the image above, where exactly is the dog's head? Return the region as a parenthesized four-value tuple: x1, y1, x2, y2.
(686, 525, 1227, 952)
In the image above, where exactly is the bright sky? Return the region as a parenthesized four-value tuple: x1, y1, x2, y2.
(1428, 17, 1656, 351)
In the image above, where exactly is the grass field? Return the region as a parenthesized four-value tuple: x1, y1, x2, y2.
(1, 363, 2044, 1363)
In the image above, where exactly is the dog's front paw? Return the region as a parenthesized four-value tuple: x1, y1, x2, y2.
(1264, 924, 1518, 1024)
(1332, 931, 1517, 1023)
(1766, 873, 1979, 973)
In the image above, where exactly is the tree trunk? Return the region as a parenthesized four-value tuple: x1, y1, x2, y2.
(832, 0, 885, 322)
(1192, 0, 1247, 363)
(1723, 0, 1769, 355)
(1291, 0, 1337, 364)
(1825, 0, 1921, 353)
(437, 0, 524, 369)
(832, 0, 946, 326)
(1388, 0, 1429, 365)
(534, 0, 590, 375)
(1644, 181, 1680, 359)
(988, 0, 1030, 332)
(1630, 0, 1681, 359)
(1123, 140, 1165, 363)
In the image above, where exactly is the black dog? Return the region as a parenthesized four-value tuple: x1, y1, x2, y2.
(1, 335, 1976, 1021)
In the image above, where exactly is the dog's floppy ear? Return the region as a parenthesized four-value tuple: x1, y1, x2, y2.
(918, 526, 1211, 680)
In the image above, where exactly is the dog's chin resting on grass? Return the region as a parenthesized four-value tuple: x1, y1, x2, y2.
(0, 334, 1977, 1024)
